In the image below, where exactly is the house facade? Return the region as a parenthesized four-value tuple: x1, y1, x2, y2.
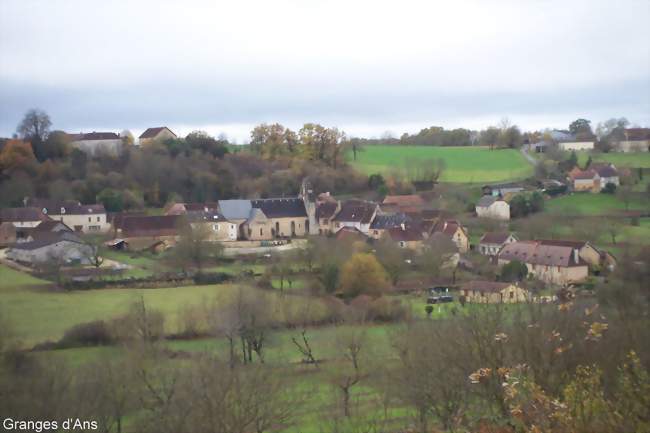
(69, 132, 123, 155)
(384, 225, 424, 250)
(331, 200, 378, 234)
(186, 211, 237, 242)
(558, 141, 595, 151)
(26, 199, 109, 233)
(460, 281, 529, 304)
(431, 220, 469, 253)
(615, 128, 650, 152)
(479, 232, 518, 256)
(498, 241, 589, 285)
(475, 196, 510, 220)
(369, 213, 411, 239)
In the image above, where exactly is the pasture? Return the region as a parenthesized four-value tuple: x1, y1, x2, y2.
(577, 151, 650, 168)
(545, 192, 648, 215)
(348, 145, 533, 183)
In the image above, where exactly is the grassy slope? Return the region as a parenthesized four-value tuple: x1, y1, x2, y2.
(348, 145, 533, 183)
(545, 192, 649, 215)
(577, 152, 650, 168)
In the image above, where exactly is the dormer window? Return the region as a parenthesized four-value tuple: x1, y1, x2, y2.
(42, 208, 48, 214)
(60, 207, 66, 214)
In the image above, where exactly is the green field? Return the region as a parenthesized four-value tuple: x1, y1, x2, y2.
(348, 145, 533, 183)
(545, 192, 648, 215)
(577, 151, 650, 168)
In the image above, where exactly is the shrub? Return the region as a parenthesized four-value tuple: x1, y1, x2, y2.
(193, 272, 230, 285)
(58, 320, 113, 348)
(602, 182, 617, 194)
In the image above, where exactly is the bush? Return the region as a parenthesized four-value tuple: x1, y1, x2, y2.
(58, 320, 113, 348)
(602, 182, 617, 194)
(193, 272, 231, 285)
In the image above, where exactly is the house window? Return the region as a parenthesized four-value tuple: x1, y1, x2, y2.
(88, 217, 91, 222)
(88, 225, 100, 231)
(510, 291, 514, 299)
(260, 228, 263, 236)
(213, 224, 219, 231)
(96, 216, 100, 222)
(374, 230, 379, 235)
(399, 241, 405, 248)
(323, 219, 329, 224)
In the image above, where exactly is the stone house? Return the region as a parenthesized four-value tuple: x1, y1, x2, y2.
(251, 197, 310, 238)
(460, 281, 530, 304)
(119, 215, 187, 250)
(25, 199, 110, 233)
(217, 200, 255, 239)
(431, 219, 470, 253)
(478, 232, 518, 256)
(165, 202, 219, 216)
(332, 200, 378, 235)
(243, 208, 274, 241)
(482, 183, 525, 197)
(558, 141, 595, 151)
(537, 239, 615, 271)
(498, 241, 589, 285)
(138, 127, 177, 146)
(615, 128, 650, 152)
(569, 168, 600, 192)
(475, 196, 510, 220)
(384, 225, 425, 250)
(315, 201, 339, 235)
(369, 213, 412, 240)
(591, 163, 619, 189)
(185, 210, 237, 242)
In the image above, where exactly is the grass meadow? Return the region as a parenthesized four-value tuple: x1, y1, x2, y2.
(545, 192, 649, 215)
(576, 151, 650, 168)
(348, 145, 533, 183)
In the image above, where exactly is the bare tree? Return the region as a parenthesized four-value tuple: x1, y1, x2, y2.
(16, 108, 51, 143)
(328, 328, 368, 417)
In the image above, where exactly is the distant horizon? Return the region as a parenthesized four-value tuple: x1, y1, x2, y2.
(2, 112, 649, 144)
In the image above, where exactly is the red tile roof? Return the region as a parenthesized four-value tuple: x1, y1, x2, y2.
(623, 128, 650, 141)
(480, 232, 514, 245)
(499, 241, 584, 267)
(461, 280, 514, 293)
(382, 194, 425, 207)
(386, 226, 424, 242)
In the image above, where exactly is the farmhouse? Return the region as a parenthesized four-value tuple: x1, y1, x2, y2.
(217, 200, 254, 238)
(537, 239, 616, 271)
(332, 200, 378, 235)
(68, 132, 123, 155)
(315, 200, 339, 235)
(475, 196, 510, 220)
(369, 213, 412, 239)
(460, 281, 530, 304)
(165, 202, 219, 216)
(569, 168, 600, 192)
(384, 225, 425, 250)
(431, 219, 469, 253)
(25, 199, 109, 233)
(498, 241, 589, 285)
(185, 210, 237, 242)
(139, 127, 177, 146)
(479, 232, 518, 256)
(6, 231, 94, 266)
(614, 128, 650, 152)
(0, 207, 50, 228)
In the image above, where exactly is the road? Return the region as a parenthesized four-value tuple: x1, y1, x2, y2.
(520, 145, 538, 166)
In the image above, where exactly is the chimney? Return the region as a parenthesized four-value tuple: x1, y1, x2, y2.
(400, 223, 405, 231)
(573, 248, 579, 264)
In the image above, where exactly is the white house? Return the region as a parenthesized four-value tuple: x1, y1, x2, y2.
(331, 200, 378, 234)
(476, 196, 510, 220)
(558, 141, 595, 151)
(69, 132, 123, 155)
(26, 199, 110, 233)
(478, 232, 518, 256)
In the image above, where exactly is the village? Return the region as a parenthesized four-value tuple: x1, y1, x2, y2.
(1, 122, 645, 308)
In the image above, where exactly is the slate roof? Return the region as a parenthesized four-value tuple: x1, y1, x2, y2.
(499, 241, 584, 267)
(121, 215, 186, 238)
(34, 220, 73, 232)
(0, 207, 50, 223)
(461, 281, 514, 293)
(25, 199, 106, 216)
(218, 200, 253, 220)
(591, 163, 618, 178)
(316, 202, 338, 220)
(332, 200, 376, 223)
(246, 208, 268, 223)
(108, 212, 148, 230)
(185, 210, 230, 223)
(139, 127, 176, 139)
(335, 226, 367, 241)
(370, 213, 411, 230)
(480, 232, 515, 245)
(10, 231, 85, 251)
(251, 198, 307, 218)
(570, 168, 598, 180)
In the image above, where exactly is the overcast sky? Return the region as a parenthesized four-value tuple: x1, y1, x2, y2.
(1, 0, 649, 142)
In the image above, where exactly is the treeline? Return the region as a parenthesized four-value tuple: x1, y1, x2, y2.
(0, 111, 367, 210)
(349, 123, 524, 148)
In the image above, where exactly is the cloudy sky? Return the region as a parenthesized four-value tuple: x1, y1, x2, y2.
(1, 0, 649, 142)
